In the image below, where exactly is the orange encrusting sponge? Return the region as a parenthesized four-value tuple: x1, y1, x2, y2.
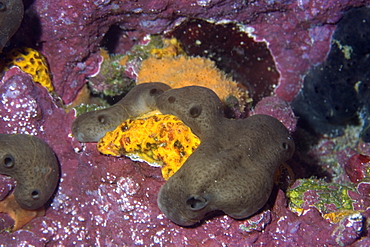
(137, 55, 249, 108)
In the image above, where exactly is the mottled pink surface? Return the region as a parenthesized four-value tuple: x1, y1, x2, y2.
(0, 51, 368, 246)
(15, 0, 363, 104)
(345, 154, 370, 183)
(1, 0, 369, 246)
(252, 96, 297, 133)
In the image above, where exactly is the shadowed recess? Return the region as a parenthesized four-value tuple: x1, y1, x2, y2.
(167, 19, 280, 104)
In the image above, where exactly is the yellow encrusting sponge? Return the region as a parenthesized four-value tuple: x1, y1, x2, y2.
(97, 113, 200, 180)
(2, 47, 54, 92)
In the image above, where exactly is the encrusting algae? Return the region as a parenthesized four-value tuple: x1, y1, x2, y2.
(286, 178, 356, 222)
(87, 36, 185, 98)
(97, 113, 200, 180)
(0, 47, 54, 92)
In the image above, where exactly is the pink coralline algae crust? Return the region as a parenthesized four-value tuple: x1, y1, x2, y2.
(0, 67, 66, 136)
(252, 96, 297, 133)
(12, 0, 364, 104)
(0, 72, 369, 246)
(0, 59, 369, 245)
(0, 176, 15, 202)
(0, 0, 369, 246)
(345, 154, 370, 183)
(331, 213, 366, 246)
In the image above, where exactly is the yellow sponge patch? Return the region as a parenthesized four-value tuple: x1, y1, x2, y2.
(2, 47, 53, 92)
(150, 38, 185, 58)
(97, 114, 200, 180)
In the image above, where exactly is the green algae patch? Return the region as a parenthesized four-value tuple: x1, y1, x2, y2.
(127, 35, 165, 60)
(88, 35, 183, 97)
(88, 52, 136, 97)
(73, 103, 108, 116)
(286, 178, 355, 215)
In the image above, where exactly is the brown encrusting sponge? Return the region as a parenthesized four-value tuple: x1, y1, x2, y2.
(72, 83, 295, 226)
(0, 134, 60, 210)
(156, 86, 295, 226)
(72, 82, 171, 142)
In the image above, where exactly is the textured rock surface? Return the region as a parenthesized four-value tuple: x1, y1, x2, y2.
(253, 96, 297, 133)
(10, 0, 364, 104)
(0, 50, 367, 247)
(0, 0, 369, 246)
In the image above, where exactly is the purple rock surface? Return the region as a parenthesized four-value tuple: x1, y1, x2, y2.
(252, 96, 297, 133)
(0, 52, 367, 247)
(0, 0, 369, 246)
(13, 0, 363, 104)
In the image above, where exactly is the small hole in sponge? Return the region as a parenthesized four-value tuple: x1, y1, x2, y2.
(189, 106, 202, 118)
(97, 115, 107, 124)
(0, 2, 6, 12)
(150, 87, 165, 96)
(186, 195, 208, 211)
(31, 190, 40, 199)
(168, 96, 176, 103)
(282, 142, 289, 150)
(3, 154, 14, 168)
(149, 88, 158, 95)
